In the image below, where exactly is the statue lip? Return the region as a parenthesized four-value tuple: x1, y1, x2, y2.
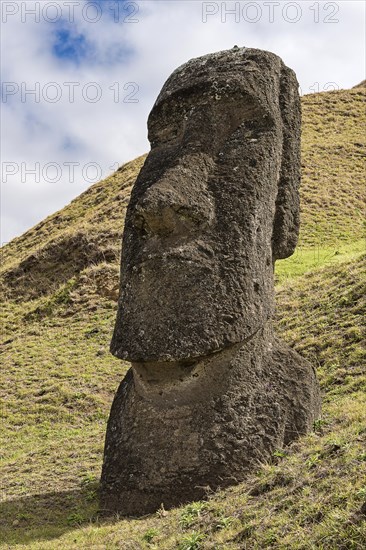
(132, 241, 215, 269)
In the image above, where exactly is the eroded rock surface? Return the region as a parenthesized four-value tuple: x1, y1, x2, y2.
(100, 47, 321, 516)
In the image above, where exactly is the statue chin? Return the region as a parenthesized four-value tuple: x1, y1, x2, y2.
(111, 253, 271, 362)
(111, 315, 266, 364)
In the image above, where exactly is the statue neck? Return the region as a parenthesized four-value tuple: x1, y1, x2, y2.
(131, 323, 274, 406)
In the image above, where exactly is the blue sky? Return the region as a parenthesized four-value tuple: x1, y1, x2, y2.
(1, 0, 365, 243)
(53, 28, 90, 62)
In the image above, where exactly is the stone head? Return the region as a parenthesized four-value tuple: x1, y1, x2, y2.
(111, 47, 301, 363)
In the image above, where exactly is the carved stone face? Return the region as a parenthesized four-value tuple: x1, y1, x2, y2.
(111, 48, 301, 362)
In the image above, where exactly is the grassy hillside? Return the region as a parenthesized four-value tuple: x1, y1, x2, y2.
(299, 88, 365, 248)
(1, 87, 365, 549)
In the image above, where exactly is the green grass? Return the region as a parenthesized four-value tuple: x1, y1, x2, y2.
(275, 239, 365, 282)
(1, 87, 365, 548)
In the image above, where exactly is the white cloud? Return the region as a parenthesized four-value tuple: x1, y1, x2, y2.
(1, 0, 365, 243)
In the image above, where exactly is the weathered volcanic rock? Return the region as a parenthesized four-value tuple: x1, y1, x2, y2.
(100, 47, 321, 516)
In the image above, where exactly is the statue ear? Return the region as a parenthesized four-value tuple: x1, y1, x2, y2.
(272, 65, 301, 261)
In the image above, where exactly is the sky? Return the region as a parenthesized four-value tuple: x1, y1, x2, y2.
(1, 0, 365, 244)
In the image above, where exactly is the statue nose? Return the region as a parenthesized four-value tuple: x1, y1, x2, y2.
(133, 181, 214, 237)
(133, 186, 188, 235)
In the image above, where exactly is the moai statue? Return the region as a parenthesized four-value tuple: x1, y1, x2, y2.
(100, 47, 321, 516)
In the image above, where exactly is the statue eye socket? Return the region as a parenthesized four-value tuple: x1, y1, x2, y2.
(149, 118, 185, 146)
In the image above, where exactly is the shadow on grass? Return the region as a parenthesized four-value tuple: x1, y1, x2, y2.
(0, 484, 115, 546)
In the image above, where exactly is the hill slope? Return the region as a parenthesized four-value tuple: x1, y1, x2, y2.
(1, 87, 365, 549)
